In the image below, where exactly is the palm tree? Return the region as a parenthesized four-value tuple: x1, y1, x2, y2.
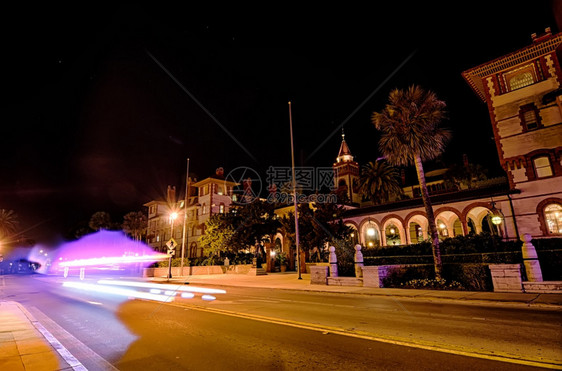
(122, 211, 147, 241)
(0, 209, 19, 242)
(372, 85, 450, 279)
(359, 160, 404, 205)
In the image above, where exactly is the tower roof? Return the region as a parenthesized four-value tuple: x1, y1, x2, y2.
(336, 131, 354, 163)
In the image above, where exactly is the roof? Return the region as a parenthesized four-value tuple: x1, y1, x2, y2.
(462, 31, 562, 102)
(338, 138, 352, 158)
(192, 176, 239, 187)
(343, 182, 517, 218)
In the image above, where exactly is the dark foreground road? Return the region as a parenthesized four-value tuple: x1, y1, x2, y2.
(1, 274, 560, 370)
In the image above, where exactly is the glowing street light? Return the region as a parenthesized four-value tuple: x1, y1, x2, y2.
(167, 211, 179, 279)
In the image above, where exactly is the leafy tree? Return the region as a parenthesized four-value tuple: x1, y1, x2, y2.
(122, 211, 147, 241)
(444, 163, 488, 190)
(199, 213, 236, 264)
(359, 160, 404, 204)
(279, 199, 352, 257)
(89, 211, 112, 231)
(232, 199, 280, 253)
(372, 85, 450, 279)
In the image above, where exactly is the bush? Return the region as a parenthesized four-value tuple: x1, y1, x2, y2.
(442, 263, 493, 291)
(381, 265, 435, 288)
(157, 257, 189, 268)
(381, 263, 494, 291)
(535, 249, 562, 281)
(400, 278, 464, 290)
(333, 239, 355, 277)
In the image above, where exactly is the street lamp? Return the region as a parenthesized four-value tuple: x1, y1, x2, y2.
(490, 201, 503, 226)
(168, 211, 178, 279)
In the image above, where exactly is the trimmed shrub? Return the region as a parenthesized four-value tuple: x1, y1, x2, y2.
(442, 263, 493, 291)
(400, 278, 464, 290)
(333, 239, 355, 277)
(381, 265, 434, 288)
(535, 249, 562, 281)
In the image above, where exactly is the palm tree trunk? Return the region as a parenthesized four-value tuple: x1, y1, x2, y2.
(413, 155, 443, 279)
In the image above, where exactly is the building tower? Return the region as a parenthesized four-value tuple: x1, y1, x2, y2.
(462, 28, 562, 237)
(333, 131, 362, 204)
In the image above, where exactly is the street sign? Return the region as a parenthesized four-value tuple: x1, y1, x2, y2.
(166, 238, 177, 250)
(167, 249, 175, 256)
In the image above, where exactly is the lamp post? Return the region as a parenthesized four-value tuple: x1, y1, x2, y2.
(168, 211, 178, 279)
(181, 158, 190, 275)
(288, 101, 301, 279)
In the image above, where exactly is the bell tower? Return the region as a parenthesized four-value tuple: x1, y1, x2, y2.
(333, 130, 361, 204)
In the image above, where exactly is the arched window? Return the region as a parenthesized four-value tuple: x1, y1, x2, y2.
(544, 204, 562, 235)
(437, 219, 448, 240)
(202, 203, 207, 214)
(364, 222, 380, 248)
(385, 224, 401, 245)
(409, 222, 424, 243)
(509, 72, 534, 90)
(219, 203, 225, 213)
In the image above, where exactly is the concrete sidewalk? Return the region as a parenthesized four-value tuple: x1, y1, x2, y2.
(150, 272, 562, 308)
(0, 301, 76, 371)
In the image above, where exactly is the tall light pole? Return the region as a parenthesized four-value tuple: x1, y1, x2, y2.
(168, 212, 178, 279)
(180, 158, 190, 275)
(289, 101, 302, 279)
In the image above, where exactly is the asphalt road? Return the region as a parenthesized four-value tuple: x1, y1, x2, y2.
(1, 274, 560, 370)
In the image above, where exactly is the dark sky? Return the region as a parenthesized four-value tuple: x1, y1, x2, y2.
(2, 2, 560, 245)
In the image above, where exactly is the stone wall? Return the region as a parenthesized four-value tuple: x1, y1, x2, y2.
(489, 264, 523, 292)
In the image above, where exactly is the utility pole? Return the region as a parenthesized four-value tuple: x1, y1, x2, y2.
(289, 101, 302, 279)
(181, 158, 190, 274)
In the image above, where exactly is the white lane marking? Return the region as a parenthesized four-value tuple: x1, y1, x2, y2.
(34, 321, 88, 370)
(16, 303, 89, 370)
(27, 305, 119, 371)
(86, 301, 103, 306)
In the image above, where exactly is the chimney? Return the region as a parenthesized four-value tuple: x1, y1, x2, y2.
(532, 27, 552, 43)
(166, 185, 176, 204)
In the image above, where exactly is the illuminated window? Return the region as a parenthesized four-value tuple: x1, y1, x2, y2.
(534, 156, 553, 178)
(202, 203, 207, 214)
(544, 204, 562, 234)
(509, 72, 534, 90)
(219, 204, 225, 213)
(519, 104, 541, 131)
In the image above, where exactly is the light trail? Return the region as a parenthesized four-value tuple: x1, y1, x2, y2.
(59, 254, 169, 268)
(96, 280, 227, 295)
(62, 282, 174, 302)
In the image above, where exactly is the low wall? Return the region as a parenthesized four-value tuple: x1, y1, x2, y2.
(144, 265, 225, 277)
(489, 264, 523, 293)
(310, 266, 329, 285)
(362, 265, 411, 288)
(305, 262, 330, 274)
(224, 264, 252, 274)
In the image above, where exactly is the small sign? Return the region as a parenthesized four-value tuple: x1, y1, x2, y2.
(166, 238, 177, 250)
(167, 249, 175, 256)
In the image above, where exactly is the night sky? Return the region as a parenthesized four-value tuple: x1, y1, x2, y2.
(2, 2, 560, 245)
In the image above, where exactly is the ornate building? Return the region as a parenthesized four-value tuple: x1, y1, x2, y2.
(144, 168, 238, 258)
(462, 27, 562, 238)
(342, 28, 562, 245)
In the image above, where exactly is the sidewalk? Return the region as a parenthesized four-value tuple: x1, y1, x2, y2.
(0, 301, 75, 371)
(150, 272, 562, 308)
